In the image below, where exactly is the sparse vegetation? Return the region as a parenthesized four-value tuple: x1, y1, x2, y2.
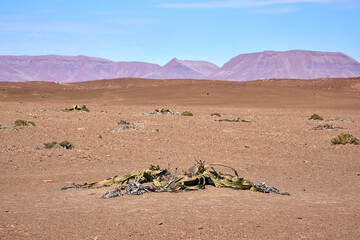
(58, 141, 74, 149)
(216, 117, 252, 123)
(181, 111, 193, 116)
(309, 114, 323, 120)
(61, 161, 287, 198)
(144, 108, 180, 115)
(331, 133, 360, 145)
(44, 141, 74, 149)
(14, 119, 36, 127)
(118, 120, 130, 125)
(44, 142, 58, 149)
(211, 113, 221, 117)
(311, 124, 345, 131)
(110, 120, 142, 132)
(156, 108, 173, 114)
(63, 105, 90, 112)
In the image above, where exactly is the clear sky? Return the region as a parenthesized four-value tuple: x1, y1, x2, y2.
(0, 0, 359, 67)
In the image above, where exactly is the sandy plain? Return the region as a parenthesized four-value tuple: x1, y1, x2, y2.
(0, 77, 359, 239)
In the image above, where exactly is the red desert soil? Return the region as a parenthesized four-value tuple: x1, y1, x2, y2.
(0, 77, 359, 239)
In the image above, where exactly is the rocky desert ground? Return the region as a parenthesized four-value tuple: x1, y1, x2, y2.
(0, 77, 359, 239)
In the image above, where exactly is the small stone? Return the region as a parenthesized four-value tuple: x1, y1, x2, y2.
(188, 165, 199, 177)
(35, 145, 43, 150)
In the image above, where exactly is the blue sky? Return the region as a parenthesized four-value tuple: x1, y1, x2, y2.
(0, 0, 359, 66)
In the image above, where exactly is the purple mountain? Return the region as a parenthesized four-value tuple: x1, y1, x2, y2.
(0, 50, 360, 82)
(210, 50, 360, 81)
(143, 58, 219, 79)
(0, 55, 161, 82)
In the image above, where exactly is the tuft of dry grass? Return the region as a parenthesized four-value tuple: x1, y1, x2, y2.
(309, 114, 323, 120)
(181, 111, 193, 116)
(44, 142, 58, 149)
(118, 120, 130, 125)
(331, 133, 360, 145)
(14, 119, 36, 127)
(44, 141, 74, 149)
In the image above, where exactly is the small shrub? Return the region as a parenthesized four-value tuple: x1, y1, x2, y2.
(144, 108, 179, 115)
(58, 141, 74, 149)
(44, 142, 58, 149)
(155, 108, 173, 114)
(44, 141, 74, 149)
(331, 133, 360, 145)
(14, 119, 28, 126)
(311, 124, 345, 131)
(181, 111, 193, 116)
(216, 117, 252, 123)
(27, 120, 36, 126)
(14, 119, 36, 127)
(64, 105, 90, 112)
(211, 113, 221, 117)
(309, 114, 323, 120)
(118, 120, 130, 125)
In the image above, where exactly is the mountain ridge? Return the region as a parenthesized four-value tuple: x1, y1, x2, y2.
(1, 50, 360, 82)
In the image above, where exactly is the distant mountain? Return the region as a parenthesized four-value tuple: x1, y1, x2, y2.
(143, 58, 219, 79)
(0, 55, 161, 82)
(209, 50, 360, 81)
(1, 50, 360, 82)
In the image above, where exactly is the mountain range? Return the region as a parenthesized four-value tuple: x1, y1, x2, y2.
(1, 50, 360, 82)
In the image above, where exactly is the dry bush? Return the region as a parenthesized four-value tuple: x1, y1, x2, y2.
(181, 111, 193, 116)
(309, 114, 323, 120)
(14, 119, 36, 127)
(331, 133, 360, 145)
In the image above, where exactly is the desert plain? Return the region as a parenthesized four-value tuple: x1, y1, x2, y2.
(0, 77, 360, 239)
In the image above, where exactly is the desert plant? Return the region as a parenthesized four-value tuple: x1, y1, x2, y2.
(155, 108, 172, 113)
(211, 113, 221, 117)
(61, 161, 288, 198)
(331, 133, 360, 145)
(44, 141, 74, 149)
(44, 141, 58, 149)
(63, 105, 90, 112)
(14, 119, 36, 126)
(118, 120, 130, 125)
(216, 117, 252, 123)
(309, 114, 323, 120)
(144, 108, 180, 115)
(27, 120, 36, 126)
(58, 141, 74, 149)
(311, 124, 345, 131)
(181, 111, 193, 116)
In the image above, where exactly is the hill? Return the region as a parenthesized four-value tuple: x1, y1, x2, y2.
(210, 50, 360, 81)
(1, 50, 360, 82)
